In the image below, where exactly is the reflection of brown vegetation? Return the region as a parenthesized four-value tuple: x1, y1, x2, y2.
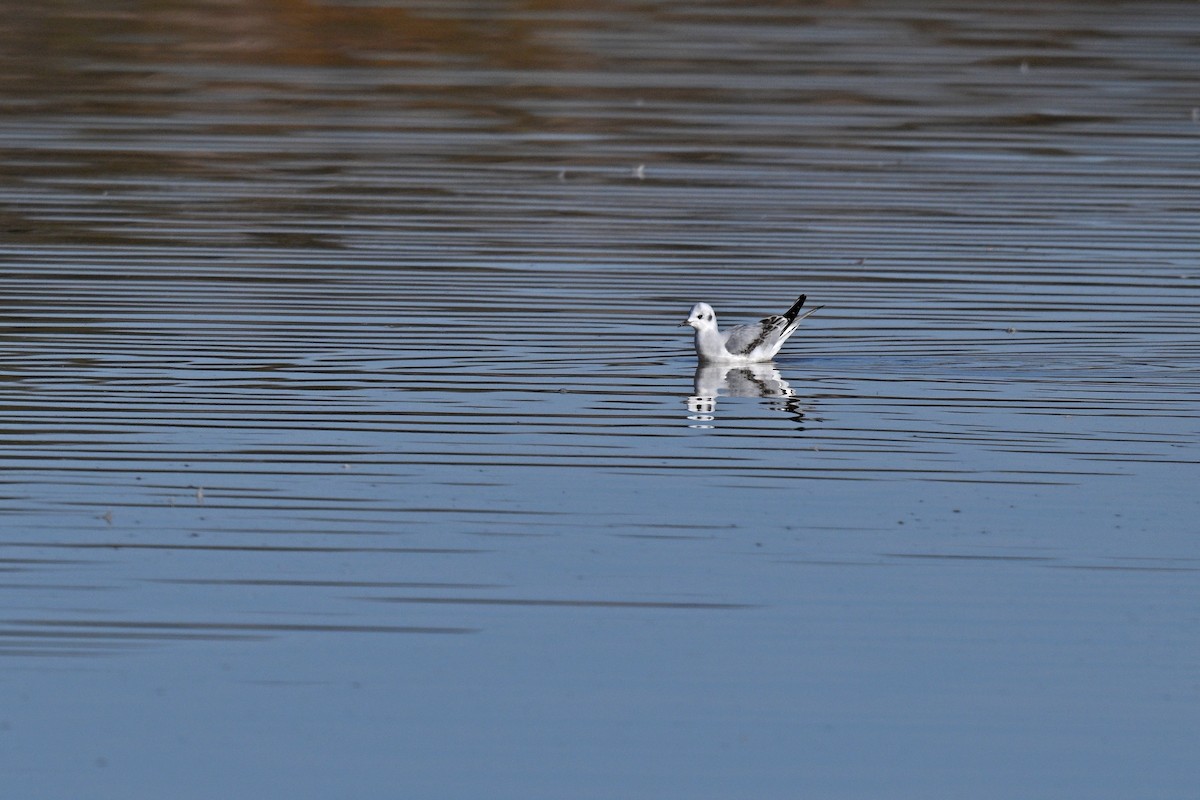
(255, 0, 584, 69)
(0, 0, 598, 73)
(0, 2, 623, 249)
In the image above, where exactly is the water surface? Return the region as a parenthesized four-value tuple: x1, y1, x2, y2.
(1, 2, 1198, 798)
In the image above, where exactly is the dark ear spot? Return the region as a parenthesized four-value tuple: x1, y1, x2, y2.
(705, 314, 712, 321)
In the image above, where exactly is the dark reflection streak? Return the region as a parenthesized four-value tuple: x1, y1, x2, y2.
(155, 578, 504, 589)
(884, 553, 1055, 562)
(927, 477, 1077, 486)
(1049, 565, 1200, 573)
(0, 584, 114, 591)
(369, 597, 754, 610)
(0, 542, 485, 554)
(7, 619, 476, 635)
(387, 461, 1118, 479)
(615, 533, 714, 541)
(774, 560, 898, 568)
(0, 629, 265, 642)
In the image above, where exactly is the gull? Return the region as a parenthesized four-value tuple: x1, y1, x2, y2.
(680, 294, 823, 363)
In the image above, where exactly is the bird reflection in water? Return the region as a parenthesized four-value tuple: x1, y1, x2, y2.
(686, 363, 807, 429)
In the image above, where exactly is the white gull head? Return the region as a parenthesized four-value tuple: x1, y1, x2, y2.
(682, 302, 718, 331)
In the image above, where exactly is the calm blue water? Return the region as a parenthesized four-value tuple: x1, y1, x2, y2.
(1, 2, 1198, 798)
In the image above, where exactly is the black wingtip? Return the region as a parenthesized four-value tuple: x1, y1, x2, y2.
(783, 294, 807, 322)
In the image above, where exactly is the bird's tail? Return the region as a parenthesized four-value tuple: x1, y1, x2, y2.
(782, 295, 807, 323)
(784, 294, 824, 322)
(783, 295, 824, 334)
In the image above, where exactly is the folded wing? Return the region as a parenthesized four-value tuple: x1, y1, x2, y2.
(720, 295, 817, 360)
(723, 316, 787, 356)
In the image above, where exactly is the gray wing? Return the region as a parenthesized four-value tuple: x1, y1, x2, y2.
(723, 315, 787, 356)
